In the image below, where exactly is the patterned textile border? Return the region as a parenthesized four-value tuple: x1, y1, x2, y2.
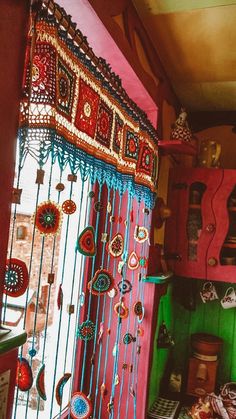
(19, 3, 158, 207)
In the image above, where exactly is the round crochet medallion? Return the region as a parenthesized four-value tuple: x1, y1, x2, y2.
(70, 392, 92, 419)
(77, 320, 95, 341)
(36, 364, 46, 401)
(4, 258, 29, 297)
(77, 226, 96, 257)
(88, 269, 114, 296)
(35, 201, 62, 235)
(134, 226, 149, 243)
(108, 233, 124, 258)
(118, 280, 132, 295)
(62, 199, 76, 214)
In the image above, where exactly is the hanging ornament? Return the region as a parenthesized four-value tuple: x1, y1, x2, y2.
(70, 392, 92, 419)
(107, 202, 112, 213)
(107, 287, 118, 298)
(139, 256, 148, 268)
(55, 373, 71, 406)
(137, 326, 144, 337)
(128, 251, 139, 270)
(98, 322, 104, 344)
(12, 187, 22, 204)
(34, 201, 62, 236)
(77, 320, 95, 341)
(57, 284, 63, 310)
(134, 226, 149, 243)
(56, 182, 65, 192)
(118, 279, 132, 294)
(137, 305, 145, 323)
(133, 301, 143, 317)
(36, 364, 47, 401)
(114, 301, 129, 319)
(157, 321, 175, 348)
(112, 343, 119, 357)
(35, 169, 45, 185)
(62, 199, 76, 214)
(129, 386, 136, 398)
(115, 374, 120, 385)
(4, 258, 29, 297)
(123, 333, 136, 345)
(107, 398, 114, 413)
(88, 269, 114, 296)
(94, 201, 102, 212)
(76, 226, 96, 257)
(100, 382, 107, 399)
(108, 233, 124, 258)
(16, 357, 33, 391)
(118, 260, 125, 275)
(28, 348, 37, 357)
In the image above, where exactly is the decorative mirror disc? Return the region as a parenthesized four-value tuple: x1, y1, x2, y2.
(88, 269, 114, 296)
(70, 392, 92, 419)
(4, 258, 29, 297)
(128, 251, 139, 270)
(35, 201, 62, 236)
(108, 233, 124, 258)
(56, 373, 71, 406)
(77, 226, 96, 257)
(36, 364, 46, 401)
(16, 357, 33, 391)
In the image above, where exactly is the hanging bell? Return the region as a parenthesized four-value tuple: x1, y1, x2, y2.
(157, 321, 175, 348)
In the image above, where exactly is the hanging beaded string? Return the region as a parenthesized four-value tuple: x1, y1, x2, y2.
(35, 168, 65, 418)
(116, 199, 141, 418)
(66, 180, 92, 410)
(79, 184, 102, 393)
(49, 169, 82, 418)
(2, 151, 24, 323)
(2, 0, 38, 325)
(88, 187, 111, 405)
(125, 206, 151, 418)
(23, 156, 54, 417)
(58, 178, 91, 417)
(109, 192, 132, 419)
(97, 190, 121, 418)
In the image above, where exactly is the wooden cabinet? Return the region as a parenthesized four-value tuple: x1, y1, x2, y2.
(165, 167, 236, 282)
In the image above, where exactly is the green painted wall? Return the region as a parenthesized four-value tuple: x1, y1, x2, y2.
(148, 285, 173, 407)
(171, 278, 236, 388)
(148, 278, 236, 407)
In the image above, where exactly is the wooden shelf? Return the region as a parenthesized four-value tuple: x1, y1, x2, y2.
(189, 204, 201, 209)
(158, 140, 197, 156)
(223, 243, 236, 248)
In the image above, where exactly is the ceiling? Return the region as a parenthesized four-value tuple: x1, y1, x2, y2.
(132, 0, 236, 111)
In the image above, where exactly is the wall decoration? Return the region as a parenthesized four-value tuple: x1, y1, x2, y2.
(55, 373, 71, 406)
(70, 392, 92, 419)
(36, 364, 47, 400)
(108, 233, 124, 258)
(16, 357, 33, 392)
(4, 258, 29, 297)
(76, 226, 96, 257)
(34, 201, 62, 236)
(88, 269, 114, 296)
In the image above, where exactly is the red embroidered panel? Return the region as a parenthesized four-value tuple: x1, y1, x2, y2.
(75, 79, 99, 138)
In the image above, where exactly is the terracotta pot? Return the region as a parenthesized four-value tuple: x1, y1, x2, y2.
(191, 333, 223, 356)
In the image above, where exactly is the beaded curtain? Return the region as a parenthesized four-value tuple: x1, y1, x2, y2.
(4, 1, 158, 418)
